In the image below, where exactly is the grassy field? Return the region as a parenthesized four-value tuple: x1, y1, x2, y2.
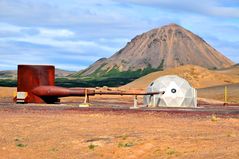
(0, 77, 137, 88)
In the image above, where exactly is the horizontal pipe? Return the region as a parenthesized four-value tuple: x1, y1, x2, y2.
(32, 86, 95, 97)
(32, 86, 164, 98)
(95, 90, 164, 96)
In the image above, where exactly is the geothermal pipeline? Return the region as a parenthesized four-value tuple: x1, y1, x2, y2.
(16, 65, 163, 104)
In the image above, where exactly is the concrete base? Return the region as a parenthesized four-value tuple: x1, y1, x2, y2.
(79, 103, 91, 107)
(130, 106, 139, 109)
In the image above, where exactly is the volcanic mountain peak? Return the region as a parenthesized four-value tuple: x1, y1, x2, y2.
(76, 23, 234, 77)
(150, 23, 183, 31)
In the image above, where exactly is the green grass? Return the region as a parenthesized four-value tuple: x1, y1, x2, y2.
(88, 144, 97, 150)
(166, 147, 178, 156)
(14, 137, 27, 148)
(55, 77, 134, 87)
(49, 147, 58, 152)
(211, 114, 218, 122)
(72, 59, 164, 79)
(118, 142, 134, 148)
(0, 77, 134, 87)
(16, 143, 27, 148)
(88, 60, 164, 79)
(0, 60, 164, 87)
(0, 79, 17, 87)
(67, 60, 165, 87)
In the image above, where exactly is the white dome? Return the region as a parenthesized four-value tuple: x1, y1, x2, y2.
(144, 75, 197, 107)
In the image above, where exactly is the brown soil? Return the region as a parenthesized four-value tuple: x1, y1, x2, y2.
(0, 109, 239, 159)
(215, 65, 239, 77)
(123, 65, 239, 89)
(198, 84, 239, 103)
(0, 87, 239, 158)
(0, 87, 16, 97)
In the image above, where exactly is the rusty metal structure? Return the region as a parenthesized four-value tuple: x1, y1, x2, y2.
(17, 65, 56, 103)
(16, 65, 162, 105)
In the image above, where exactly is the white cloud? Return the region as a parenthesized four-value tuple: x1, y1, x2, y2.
(0, 22, 23, 32)
(210, 6, 239, 17)
(98, 38, 129, 43)
(0, 22, 117, 55)
(0, 22, 75, 38)
(54, 64, 87, 71)
(0, 22, 119, 70)
(2, 36, 116, 54)
(117, 0, 239, 18)
(38, 28, 75, 38)
(0, 0, 238, 71)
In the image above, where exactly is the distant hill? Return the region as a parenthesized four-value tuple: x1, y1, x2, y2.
(0, 69, 75, 79)
(0, 70, 17, 79)
(54, 69, 76, 78)
(122, 65, 239, 89)
(214, 64, 239, 77)
(73, 23, 234, 79)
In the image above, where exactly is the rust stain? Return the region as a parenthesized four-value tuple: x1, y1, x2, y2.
(17, 65, 55, 103)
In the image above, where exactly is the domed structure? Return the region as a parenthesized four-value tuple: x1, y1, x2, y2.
(144, 75, 197, 107)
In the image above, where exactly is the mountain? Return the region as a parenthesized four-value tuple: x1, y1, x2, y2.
(0, 69, 75, 79)
(122, 65, 239, 89)
(0, 70, 17, 79)
(55, 69, 76, 78)
(74, 23, 234, 78)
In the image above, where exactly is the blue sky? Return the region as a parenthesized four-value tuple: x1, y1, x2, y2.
(0, 0, 239, 71)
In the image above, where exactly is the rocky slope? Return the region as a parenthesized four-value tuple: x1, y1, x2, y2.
(76, 23, 234, 77)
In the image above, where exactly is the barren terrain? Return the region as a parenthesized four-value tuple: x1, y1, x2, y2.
(0, 86, 239, 158)
(0, 106, 239, 159)
(123, 65, 239, 89)
(198, 84, 239, 103)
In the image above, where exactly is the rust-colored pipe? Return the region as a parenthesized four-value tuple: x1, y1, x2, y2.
(32, 86, 95, 97)
(32, 86, 162, 97)
(95, 90, 163, 96)
(16, 64, 164, 104)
